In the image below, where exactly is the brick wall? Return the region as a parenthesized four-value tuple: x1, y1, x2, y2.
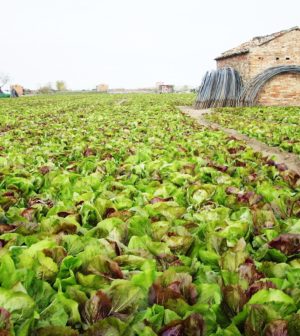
(249, 30, 300, 79)
(217, 53, 250, 83)
(257, 72, 300, 106)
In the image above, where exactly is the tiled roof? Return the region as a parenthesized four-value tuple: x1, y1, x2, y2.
(215, 26, 300, 60)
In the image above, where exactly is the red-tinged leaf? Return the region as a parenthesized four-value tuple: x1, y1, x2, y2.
(67, 164, 77, 172)
(156, 254, 183, 271)
(227, 146, 246, 154)
(150, 197, 173, 204)
(275, 163, 288, 172)
(28, 198, 53, 208)
(264, 320, 288, 336)
(239, 258, 264, 285)
(290, 200, 300, 218)
(149, 283, 182, 306)
(158, 313, 204, 336)
(83, 256, 123, 280)
(188, 285, 199, 306)
(251, 208, 278, 235)
(149, 273, 197, 307)
(177, 146, 187, 153)
(102, 153, 113, 160)
(34, 326, 79, 336)
(235, 160, 247, 167)
(21, 207, 36, 221)
(159, 323, 183, 336)
(168, 281, 182, 295)
(83, 148, 96, 157)
(0, 193, 17, 211)
(183, 313, 205, 336)
(107, 239, 122, 256)
(0, 224, 17, 234)
(227, 135, 238, 141)
(107, 260, 124, 280)
(53, 222, 77, 235)
(0, 240, 8, 248)
(104, 208, 117, 218)
(226, 186, 240, 195)
(247, 173, 258, 182)
(0, 307, 11, 333)
(237, 191, 262, 206)
(268, 234, 300, 255)
(228, 147, 239, 154)
(222, 285, 247, 317)
(184, 222, 198, 230)
(182, 163, 196, 174)
(107, 210, 132, 221)
(244, 304, 268, 336)
(0, 328, 10, 336)
(57, 211, 74, 218)
(246, 281, 277, 299)
(2, 191, 14, 197)
(43, 246, 68, 265)
(39, 166, 51, 175)
(81, 291, 112, 324)
(280, 170, 300, 188)
(208, 163, 228, 172)
(266, 159, 276, 166)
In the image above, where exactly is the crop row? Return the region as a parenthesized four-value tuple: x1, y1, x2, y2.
(205, 107, 300, 156)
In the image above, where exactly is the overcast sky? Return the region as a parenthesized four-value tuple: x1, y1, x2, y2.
(1, 0, 299, 90)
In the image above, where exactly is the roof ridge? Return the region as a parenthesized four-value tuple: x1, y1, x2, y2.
(215, 26, 300, 60)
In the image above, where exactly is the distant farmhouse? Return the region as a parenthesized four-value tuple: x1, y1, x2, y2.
(96, 84, 109, 93)
(196, 27, 300, 107)
(158, 84, 174, 94)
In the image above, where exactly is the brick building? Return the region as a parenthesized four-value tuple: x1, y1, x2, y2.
(158, 84, 174, 94)
(215, 26, 300, 106)
(96, 84, 109, 93)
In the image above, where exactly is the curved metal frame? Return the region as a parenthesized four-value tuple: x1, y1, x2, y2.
(239, 65, 300, 106)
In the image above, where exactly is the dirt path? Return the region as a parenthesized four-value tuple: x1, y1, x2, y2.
(178, 106, 300, 174)
(116, 98, 128, 105)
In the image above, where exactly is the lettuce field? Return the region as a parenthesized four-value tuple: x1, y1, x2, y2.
(0, 94, 299, 335)
(206, 107, 300, 156)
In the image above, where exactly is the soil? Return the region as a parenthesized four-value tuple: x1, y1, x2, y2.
(178, 106, 300, 174)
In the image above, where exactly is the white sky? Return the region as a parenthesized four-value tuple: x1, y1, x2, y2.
(1, 0, 299, 90)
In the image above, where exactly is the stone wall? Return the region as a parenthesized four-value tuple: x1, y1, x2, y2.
(257, 72, 300, 106)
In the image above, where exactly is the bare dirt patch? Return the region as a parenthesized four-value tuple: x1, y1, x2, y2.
(178, 106, 300, 174)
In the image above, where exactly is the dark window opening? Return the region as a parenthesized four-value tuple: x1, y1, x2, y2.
(276, 57, 280, 60)
(258, 57, 263, 60)
(286, 57, 290, 60)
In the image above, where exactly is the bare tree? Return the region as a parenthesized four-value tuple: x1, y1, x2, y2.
(0, 73, 9, 93)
